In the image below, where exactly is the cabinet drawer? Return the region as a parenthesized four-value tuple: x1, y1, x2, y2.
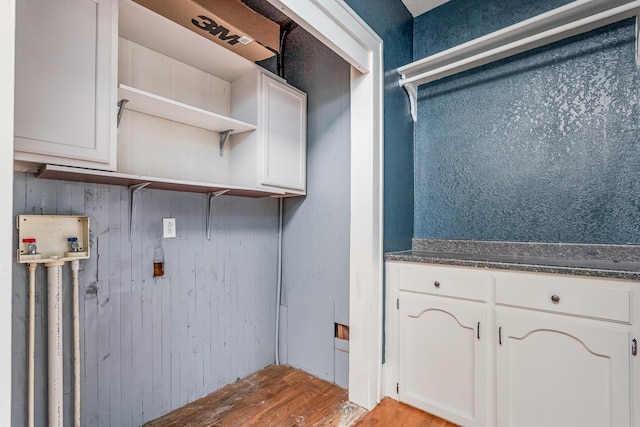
(495, 275, 630, 323)
(396, 263, 487, 302)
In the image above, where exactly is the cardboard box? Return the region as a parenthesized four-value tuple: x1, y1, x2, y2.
(133, 0, 280, 62)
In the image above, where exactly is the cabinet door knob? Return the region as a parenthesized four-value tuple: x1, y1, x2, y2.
(434, 281, 440, 288)
(551, 295, 560, 303)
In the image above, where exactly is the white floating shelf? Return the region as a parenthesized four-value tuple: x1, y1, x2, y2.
(38, 164, 285, 198)
(399, 0, 640, 121)
(119, 0, 257, 82)
(118, 84, 257, 134)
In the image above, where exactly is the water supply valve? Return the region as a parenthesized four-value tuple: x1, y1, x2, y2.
(22, 238, 37, 255)
(16, 215, 90, 263)
(68, 237, 80, 252)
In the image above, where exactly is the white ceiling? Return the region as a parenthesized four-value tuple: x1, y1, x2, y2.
(401, 0, 451, 17)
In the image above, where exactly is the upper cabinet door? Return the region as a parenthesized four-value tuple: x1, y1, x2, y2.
(14, 0, 117, 169)
(260, 74, 307, 191)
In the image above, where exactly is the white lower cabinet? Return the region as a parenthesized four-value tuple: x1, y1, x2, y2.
(495, 273, 633, 427)
(386, 261, 639, 427)
(399, 292, 487, 427)
(496, 308, 630, 427)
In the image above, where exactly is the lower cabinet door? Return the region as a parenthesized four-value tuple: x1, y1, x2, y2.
(496, 308, 630, 427)
(399, 292, 487, 426)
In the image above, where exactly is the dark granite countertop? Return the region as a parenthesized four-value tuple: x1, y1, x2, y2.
(385, 239, 640, 281)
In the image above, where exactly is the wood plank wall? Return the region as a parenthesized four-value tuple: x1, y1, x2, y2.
(11, 172, 278, 427)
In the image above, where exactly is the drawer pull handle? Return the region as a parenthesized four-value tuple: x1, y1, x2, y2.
(551, 295, 560, 303)
(434, 281, 440, 288)
(633, 339, 637, 356)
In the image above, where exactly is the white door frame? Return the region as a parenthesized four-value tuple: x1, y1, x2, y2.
(1, 0, 16, 424)
(266, 0, 384, 410)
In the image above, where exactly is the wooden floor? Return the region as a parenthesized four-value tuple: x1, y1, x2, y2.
(354, 398, 458, 427)
(144, 364, 458, 427)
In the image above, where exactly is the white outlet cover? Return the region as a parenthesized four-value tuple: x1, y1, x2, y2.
(163, 218, 176, 238)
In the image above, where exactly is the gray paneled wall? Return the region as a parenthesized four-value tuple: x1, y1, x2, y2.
(280, 26, 351, 387)
(12, 172, 278, 427)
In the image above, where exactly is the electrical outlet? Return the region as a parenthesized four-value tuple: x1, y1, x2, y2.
(163, 218, 176, 238)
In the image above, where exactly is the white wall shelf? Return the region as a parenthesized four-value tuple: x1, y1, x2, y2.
(398, 0, 640, 121)
(38, 164, 285, 198)
(118, 84, 256, 135)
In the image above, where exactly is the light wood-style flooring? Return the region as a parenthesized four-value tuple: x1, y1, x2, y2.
(144, 364, 458, 426)
(354, 398, 458, 427)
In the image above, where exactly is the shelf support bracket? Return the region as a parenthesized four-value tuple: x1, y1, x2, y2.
(219, 130, 233, 157)
(206, 190, 230, 240)
(636, 14, 640, 68)
(400, 82, 418, 122)
(129, 182, 150, 242)
(117, 99, 129, 130)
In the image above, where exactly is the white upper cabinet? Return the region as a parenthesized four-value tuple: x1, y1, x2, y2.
(116, 0, 307, 196)
(14, 0, 117, 169)
(261, 75, 307, 191)
(14, 0, 307, 197)
(230, 70, 307, 195)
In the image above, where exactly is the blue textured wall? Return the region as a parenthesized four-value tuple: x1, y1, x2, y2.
(345, 0, 414, 251)
(414, 0, 572, 57)
(413, 0, 640, 244)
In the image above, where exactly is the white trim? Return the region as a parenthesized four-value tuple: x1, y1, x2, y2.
(266, 0, 372, 73)
(1, 0, 15, 424)
(266, 0, 385, 410)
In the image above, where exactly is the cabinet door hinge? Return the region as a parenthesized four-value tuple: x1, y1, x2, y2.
(396, 382, 399, 394)
(396, 298, 399, 310)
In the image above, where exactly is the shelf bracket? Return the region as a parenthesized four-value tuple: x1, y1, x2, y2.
(636, 14, 640, 68)
(117, 99, 129, 130)
(129, 182, 150, 242)
(219, 130, 233, 157)
(401, 82, 418, 122)
(206, 190, 230, 240)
